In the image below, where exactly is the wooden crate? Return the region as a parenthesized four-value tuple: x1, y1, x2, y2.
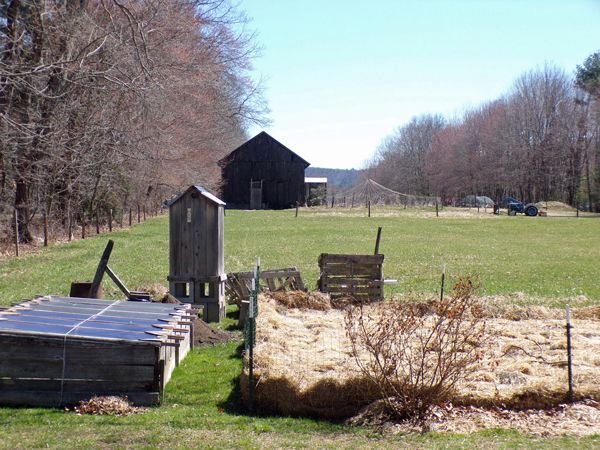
(0, 296, 192, 407)
(318, 253, 384, 301)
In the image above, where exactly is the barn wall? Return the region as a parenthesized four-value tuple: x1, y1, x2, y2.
(221, 133, 308, 209)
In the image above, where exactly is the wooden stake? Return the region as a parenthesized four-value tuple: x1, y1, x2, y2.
(137, 204, 140, 224)
(295, 201, 299, 217)
(374, 227, 382, 255)
(95, 209, 100, 234)
(143, 205, 146, 221)
(440, 263, 446, 301)
(109, 209, 113, 232)
(120, 208, 124, 228)
(129, 208, 132, 227)
(82, 213, 86, 239)
(368, 200, 371, 217)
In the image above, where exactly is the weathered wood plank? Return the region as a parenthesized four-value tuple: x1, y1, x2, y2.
(0, 390, 160, 407)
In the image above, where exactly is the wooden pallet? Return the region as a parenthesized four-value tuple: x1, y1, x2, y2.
(225, 267, 306, 305)
(318, 253, 384, 301)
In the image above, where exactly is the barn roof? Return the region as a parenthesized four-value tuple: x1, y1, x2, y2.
(167, 185, 226, 207)
(218, 131, 310, 168)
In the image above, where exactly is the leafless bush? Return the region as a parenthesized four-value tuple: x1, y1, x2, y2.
(345, 277, 487, 421)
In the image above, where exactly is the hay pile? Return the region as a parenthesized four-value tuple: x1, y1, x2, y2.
(242, 292, 600, 431)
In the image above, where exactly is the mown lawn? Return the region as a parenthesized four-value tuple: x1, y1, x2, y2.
(0, 207, 599, 448)
(2, 206, 597, 306)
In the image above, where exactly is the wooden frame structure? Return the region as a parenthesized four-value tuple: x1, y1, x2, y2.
(317, 253, 384, 301)
(0, 296, 192, 407)
(167, 185, 226, 322)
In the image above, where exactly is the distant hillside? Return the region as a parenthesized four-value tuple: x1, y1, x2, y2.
(305, 167, 363, 188)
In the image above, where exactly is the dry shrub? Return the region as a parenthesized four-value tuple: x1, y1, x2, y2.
(345, 277, 487, 420)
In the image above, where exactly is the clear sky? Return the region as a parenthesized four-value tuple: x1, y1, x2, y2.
(240, 0, 600, 169)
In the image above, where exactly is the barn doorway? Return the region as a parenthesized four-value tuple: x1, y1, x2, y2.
(250, 180, 263, 209)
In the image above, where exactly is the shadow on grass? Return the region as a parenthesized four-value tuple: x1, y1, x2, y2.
(224, 307, 242, 332)
(219, 342, 246, 414)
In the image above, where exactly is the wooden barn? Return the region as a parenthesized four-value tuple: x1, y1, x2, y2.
(218, 132, 310, 209)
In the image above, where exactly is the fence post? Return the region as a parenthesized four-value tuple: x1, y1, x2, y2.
(82, 213, 86, 239)
(295, 201, 299, 218)
(137, 204, 140, 224)
(95, 209, 100, 234)
(143, 204, 146, 221)
(129, 208, 132, 227)
(120, 208, 124, 228)
(246, 257, 261, 414)
(566, 305, 574, 402)
(109, 209, 113, 232)
(43, 210, 48, 247)
(374, 227, 382, 255)
(440, 263, 446, 301)
(368, 200, 371, 217)
(14, 210, 19, 257)
(68, 212, 73, 242)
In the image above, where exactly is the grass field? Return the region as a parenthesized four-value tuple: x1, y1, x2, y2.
(0, 207, 599, 448)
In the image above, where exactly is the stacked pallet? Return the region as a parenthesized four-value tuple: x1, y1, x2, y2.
(317, 254, 384, 301)
(0, 296, 193, 407)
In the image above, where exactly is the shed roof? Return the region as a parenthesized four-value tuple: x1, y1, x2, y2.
(167, 185, 225, 207)
(218, 131, 310, 168)
(0, 296, 190, 343)
(305, 177, 328, 184)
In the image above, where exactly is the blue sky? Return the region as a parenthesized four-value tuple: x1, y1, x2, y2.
(240, 0, 600, 169)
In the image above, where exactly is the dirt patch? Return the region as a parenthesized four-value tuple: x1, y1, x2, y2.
(156, 294, 236, 346)
(192, 317, 235, 346)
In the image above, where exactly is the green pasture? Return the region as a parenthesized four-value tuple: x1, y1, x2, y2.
(1, 206, 598, 307)
(0, 207, 599, 448)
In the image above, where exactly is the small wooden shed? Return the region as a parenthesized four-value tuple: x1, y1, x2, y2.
(218, 131, 310, 209)
(167, 185, 226, 322)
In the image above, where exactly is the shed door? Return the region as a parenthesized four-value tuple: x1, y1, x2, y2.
(250, 180, 262, 210)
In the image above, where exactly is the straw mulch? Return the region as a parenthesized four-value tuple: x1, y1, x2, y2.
(241, 292, 600, 435)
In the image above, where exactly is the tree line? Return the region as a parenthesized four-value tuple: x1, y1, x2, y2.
(0, 0, 267, 243)
(367, 56, 600, 211)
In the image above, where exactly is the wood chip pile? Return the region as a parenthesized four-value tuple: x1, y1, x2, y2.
(242, 292, 600, 433)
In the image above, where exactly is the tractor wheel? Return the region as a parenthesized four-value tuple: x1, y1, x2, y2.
(508, 209, 517, 216)
(525, 205, 538, 217)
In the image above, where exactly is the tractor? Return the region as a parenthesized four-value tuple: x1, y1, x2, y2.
(502, 197, 539, 217)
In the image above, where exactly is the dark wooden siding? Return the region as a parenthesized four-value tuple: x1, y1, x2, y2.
(169, 189, 224, 279)
(220, 132, 309, 209)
